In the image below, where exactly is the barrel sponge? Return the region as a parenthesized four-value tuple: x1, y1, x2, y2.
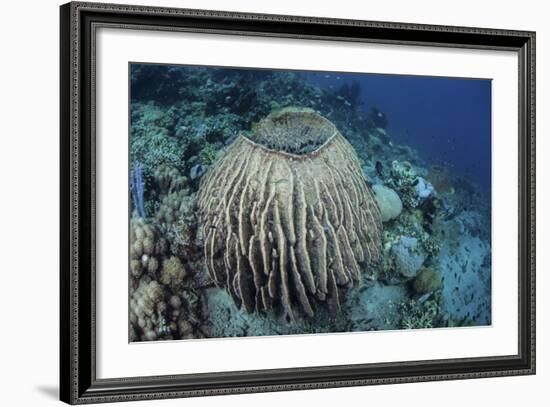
(197, 107, 383, 319)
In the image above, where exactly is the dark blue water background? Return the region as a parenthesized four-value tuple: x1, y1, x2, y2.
(306, 72, 492, 190)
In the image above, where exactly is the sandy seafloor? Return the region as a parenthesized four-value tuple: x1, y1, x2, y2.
(128, 64, 491, 342)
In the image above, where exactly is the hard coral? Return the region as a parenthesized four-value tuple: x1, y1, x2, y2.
(387, 160, 421, 208)
(153, 164, 188, 196)
(413, 266, 443, 294)
(129, 279, 166, 341)
(399, 297, 440, 329)
(155, 190, 192, 226)
(391, 236, 425, 278)
(129, 277, 202, 341)
(372, 184, 402, 222)
(197, 107, 382, 319)
(129, 217, 169, 278)
(161, 256, 187, 288)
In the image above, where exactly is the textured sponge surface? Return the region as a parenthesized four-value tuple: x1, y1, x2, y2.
(250, 107, 337, 155)
(198, 108, 383, 318)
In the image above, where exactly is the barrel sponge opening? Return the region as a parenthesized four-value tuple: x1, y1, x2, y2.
(250, 107, 337, 155)
(197, 108, 383, 319)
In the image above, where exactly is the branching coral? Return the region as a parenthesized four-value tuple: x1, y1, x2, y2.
(197, 107, 382, 319)
(130, 103, 184, 180)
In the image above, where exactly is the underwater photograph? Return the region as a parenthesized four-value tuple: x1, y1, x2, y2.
(128, 63, 492, 342)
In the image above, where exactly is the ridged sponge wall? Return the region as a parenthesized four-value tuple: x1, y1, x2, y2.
(197, 108, 382, 319)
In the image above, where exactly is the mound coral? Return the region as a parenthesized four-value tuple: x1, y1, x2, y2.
(129, 279, 167, 341)
(129, 217, 169, 278)
(155, 190, 193, 226)
(129, 278, 202, 341)
(153, 164, 188, 196)
(372, 184, 402, 222)
(413, 266, 442, 294)
(391, 236, 425, 278)
(197, 107, 382, 319)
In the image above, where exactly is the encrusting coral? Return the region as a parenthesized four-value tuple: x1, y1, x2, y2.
(197, 107, 383, 319)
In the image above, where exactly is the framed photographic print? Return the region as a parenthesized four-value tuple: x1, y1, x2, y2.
(60, 1, 536, 404)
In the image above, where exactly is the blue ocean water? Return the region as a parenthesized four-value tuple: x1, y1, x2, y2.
(307, 72, 492, 190)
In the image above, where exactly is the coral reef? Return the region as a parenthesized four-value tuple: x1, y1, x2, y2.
(197, 108, 382, 318)
(128, 64, 492, 340)
(153, 164, 188, 196)
(129, 279, 168, 341)
(129, 277, 205, 341)
(155, 190, 192, 226)
(399, 296, 441, 329)
(161, 256, 187, 288)
(199, 143, 219, 166)
(387, 160, 423, 208)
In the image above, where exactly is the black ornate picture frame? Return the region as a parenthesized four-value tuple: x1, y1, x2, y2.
(60, 1, 535, 404)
